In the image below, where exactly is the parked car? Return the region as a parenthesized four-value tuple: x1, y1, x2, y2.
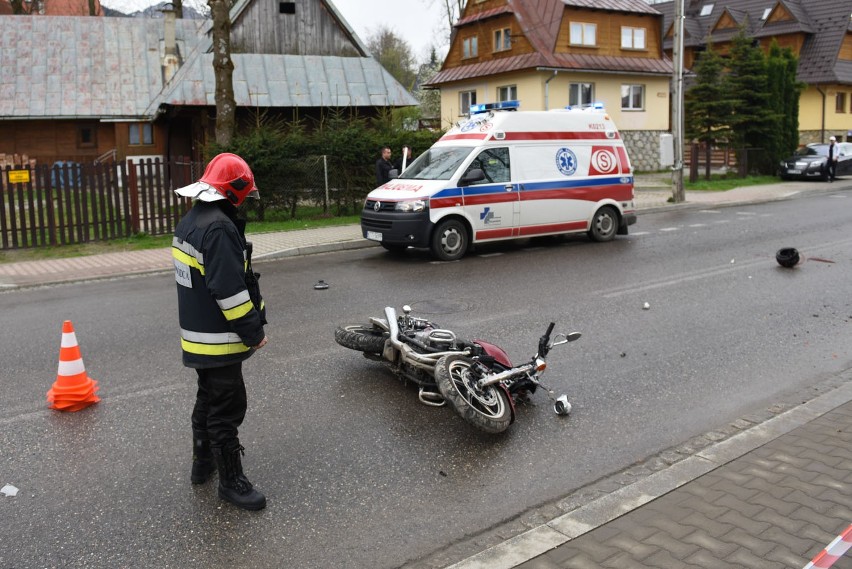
(778, 142, 852, 181)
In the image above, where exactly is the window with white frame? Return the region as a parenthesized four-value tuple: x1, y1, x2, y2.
(459, 90, 477, 115)
(621, 27, 646, 49)
(621, 84, 645, 110)
(494, 28, 511, 52)
(700, 3, 714, 16)
(497, 85, 517, 102)
(129, 123, 154, 145)
(569, 82, 594, 107)
(462, 36, 478, 58)
(569, 22, 596, 47)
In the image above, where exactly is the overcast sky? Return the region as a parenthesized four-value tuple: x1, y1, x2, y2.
(331, 0, 451, 62)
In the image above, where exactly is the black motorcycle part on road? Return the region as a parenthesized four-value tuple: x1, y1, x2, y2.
(435, 354, 513, 434)
(334, 324, 388, 354)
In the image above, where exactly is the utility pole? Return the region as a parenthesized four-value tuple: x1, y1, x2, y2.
(671, 0, 685, 202)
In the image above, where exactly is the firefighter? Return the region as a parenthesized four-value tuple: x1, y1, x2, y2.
(172, 153, 268, 511)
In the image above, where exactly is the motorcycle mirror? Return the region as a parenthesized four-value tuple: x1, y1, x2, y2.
(550, 332, 580, 347)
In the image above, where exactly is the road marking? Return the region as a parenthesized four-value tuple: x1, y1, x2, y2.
(736, 211, 758, 216)
(599, 235, 852, 299)
(688, 223, 707, 228)
(660, 227, 680, 232)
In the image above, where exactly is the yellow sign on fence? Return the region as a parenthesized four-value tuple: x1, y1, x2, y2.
(8, 170, 30, 184)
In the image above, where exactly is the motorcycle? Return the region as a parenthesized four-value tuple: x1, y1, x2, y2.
(334, 305, 580, 434)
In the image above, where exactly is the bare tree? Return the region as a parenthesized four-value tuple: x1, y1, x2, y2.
(367, 26, 417, 91)
(208, 0, 236, 147)
(435, 0, 465, 43)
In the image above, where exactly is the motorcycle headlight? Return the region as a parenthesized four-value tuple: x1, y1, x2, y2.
(394, 199, 427, 213)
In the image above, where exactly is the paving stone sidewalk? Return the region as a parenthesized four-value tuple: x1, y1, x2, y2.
(431, 380, 852, 569)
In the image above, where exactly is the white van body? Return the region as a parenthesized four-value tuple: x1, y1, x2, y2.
(361, 104, 637, 261)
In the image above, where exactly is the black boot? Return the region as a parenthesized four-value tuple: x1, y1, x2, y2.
(212, 442, 266, 511)
(191, 438, 216, 484)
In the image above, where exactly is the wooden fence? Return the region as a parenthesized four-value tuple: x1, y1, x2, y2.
(0, 158, 201, 250)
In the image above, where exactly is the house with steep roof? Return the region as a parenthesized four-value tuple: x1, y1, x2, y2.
(654, 0, 852, 144)
(0, 0, 416, 166)
(426, 0, 674, 170)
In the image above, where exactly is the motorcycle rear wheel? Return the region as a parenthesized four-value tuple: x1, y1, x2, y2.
(435, 354, 512, 434)
(334, 324, 387, 354)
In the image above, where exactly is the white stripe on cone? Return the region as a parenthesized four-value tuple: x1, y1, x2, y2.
(61, 331, 78, 348)
(57, 359, 86, 377)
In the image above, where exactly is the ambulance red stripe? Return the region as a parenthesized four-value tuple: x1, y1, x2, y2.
(519, 222, 587, 236)
(502, 131, 619, 141)
(519, 185, 633, 202)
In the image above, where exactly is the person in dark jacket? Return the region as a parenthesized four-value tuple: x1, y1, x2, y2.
(172, 153, 268, 511)
(375, 146, 393, 186)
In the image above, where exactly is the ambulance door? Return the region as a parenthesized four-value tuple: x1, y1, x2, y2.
(516, 145, 591, 235)
(460, 147, 518, 241)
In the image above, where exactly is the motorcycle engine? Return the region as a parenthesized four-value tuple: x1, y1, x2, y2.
(412, 328, 457, 350)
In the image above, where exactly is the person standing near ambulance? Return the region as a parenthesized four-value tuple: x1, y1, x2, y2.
(828, 136, 839, 182)
(172, 153, 268, 511)
(375, 146, 394, 186)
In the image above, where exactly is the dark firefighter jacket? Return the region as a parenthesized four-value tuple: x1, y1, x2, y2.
(172, 201, 266, 369)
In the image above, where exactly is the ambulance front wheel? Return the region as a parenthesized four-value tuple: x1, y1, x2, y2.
(431, 218, 469, 261)
(588, 206, 618, 242)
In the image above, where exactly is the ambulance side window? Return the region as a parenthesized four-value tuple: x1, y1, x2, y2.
(465, 147, 510, 185)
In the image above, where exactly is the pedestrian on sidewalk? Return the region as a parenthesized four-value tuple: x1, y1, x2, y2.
(828, 136, 839, 182)
(376, 145, 394, 186)
(172, 152, 269, 511)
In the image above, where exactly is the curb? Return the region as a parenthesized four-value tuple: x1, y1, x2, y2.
(441, 375, 852, 569)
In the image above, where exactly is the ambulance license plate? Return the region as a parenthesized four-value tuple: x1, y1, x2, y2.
(366, 231, 382, 241)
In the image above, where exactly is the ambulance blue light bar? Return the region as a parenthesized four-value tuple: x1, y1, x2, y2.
(470, 100, 520, 115)
(565, 102, 606, 111)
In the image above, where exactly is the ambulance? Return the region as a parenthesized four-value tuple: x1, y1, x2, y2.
(361, 101, 637, 261)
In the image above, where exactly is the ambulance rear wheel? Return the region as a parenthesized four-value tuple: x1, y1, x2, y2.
(431, 218, 468, 261)
(588, 206, 618, 242)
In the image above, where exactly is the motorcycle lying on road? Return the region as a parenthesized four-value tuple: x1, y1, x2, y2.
(334, 305, 580, 434)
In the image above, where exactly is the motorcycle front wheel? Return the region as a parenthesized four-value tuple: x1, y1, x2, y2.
(334, 324, 387, 354)
(435, 354, 512, 434)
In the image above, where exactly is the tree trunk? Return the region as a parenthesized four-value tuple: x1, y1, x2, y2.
(209, 0, 236, 148)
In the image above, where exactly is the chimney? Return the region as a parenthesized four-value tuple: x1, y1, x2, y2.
(161, 4, 180, 83)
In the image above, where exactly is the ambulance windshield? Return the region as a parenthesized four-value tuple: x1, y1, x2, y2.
(398, 147, 472, 181)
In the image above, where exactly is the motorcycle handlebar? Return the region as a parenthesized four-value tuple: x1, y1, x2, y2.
(538, 322, 556, 356)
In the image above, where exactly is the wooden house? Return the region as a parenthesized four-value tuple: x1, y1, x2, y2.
(0, 0, 417, 167)
(654, 0, 852, 145)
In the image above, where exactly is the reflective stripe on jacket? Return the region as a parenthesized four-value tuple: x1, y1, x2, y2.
(172, 201, 266, 369)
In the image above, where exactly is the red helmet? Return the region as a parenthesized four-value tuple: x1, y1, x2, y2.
(198, 153, 259, 206)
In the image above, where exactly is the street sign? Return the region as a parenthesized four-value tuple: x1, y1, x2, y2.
(8, 169, 30, 184)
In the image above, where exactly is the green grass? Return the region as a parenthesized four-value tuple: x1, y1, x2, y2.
(684, 175, 779, 192)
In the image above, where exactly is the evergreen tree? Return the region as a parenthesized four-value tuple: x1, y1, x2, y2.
(727, 29, 777, 174)
(765, 40, 803, 164)
(684, 43, 733, 179)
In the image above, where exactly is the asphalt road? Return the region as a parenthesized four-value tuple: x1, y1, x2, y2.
(2, 189, 852, 568)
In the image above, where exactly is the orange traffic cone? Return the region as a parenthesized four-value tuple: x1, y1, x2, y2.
(46, 320, 100, 412)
